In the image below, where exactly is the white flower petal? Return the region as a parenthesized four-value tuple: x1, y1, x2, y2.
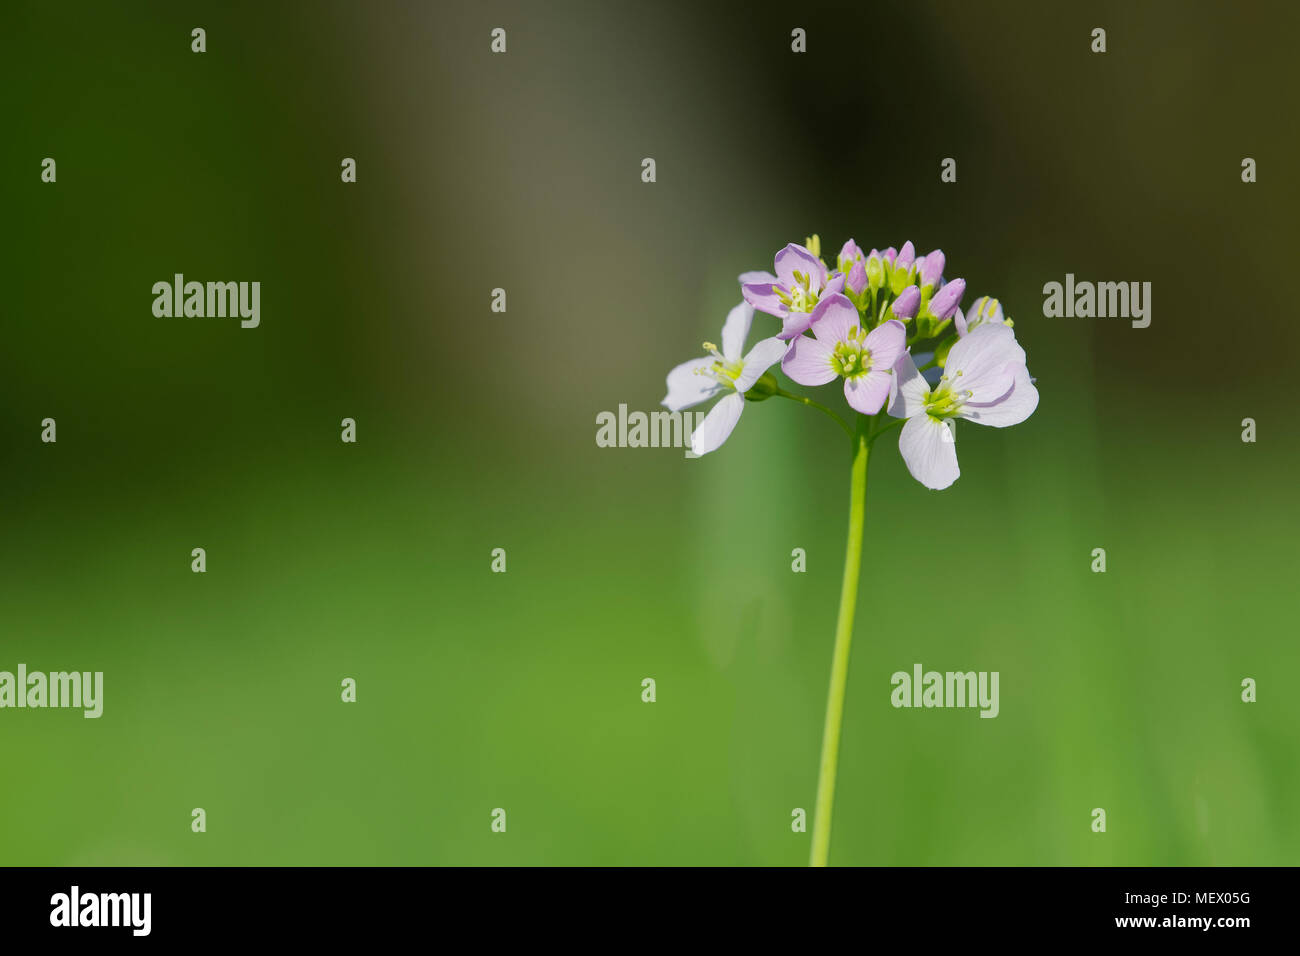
(888, 351, 928, 419)
(944, 323, 1024, 403)
(691, 392, 745, 456)
(844, 369, 892, 415)
(720, 302, 755, 363)
(782, 334, 837, 387)
(960, 365, 1039, 428)
(663, 357, 722, 412)
(808, 293, 857, 345)
(775, 243, 824, 288)
(898, 415, 960, 490)
(863, 319, 906, 370)
(734, 336, 787, 392)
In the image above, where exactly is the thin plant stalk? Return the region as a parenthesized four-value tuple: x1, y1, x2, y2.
(809, 412, 873, 866)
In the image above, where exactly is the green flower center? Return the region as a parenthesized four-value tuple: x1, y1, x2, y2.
(775, 271, 820, 314)
(923, 373, 973, 421)
(831, 342, 871, 379)
(830, 326, 872, 380)
(696, 342, 743, 388)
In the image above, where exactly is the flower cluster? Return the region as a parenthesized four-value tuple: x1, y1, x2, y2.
(663, 235, 1038, 489)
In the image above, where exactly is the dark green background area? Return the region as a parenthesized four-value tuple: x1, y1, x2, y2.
(2, 0, 1296, 865)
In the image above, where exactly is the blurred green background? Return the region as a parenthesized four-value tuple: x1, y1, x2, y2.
(2, 0, 1297, 865)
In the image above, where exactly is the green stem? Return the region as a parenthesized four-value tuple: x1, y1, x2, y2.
(774, 388, 853, 439)
(810, 413, 872, 866)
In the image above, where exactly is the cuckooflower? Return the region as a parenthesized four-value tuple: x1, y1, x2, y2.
(846, 259, 869, 296)
(893, 240, 916, 274)
(927, 277, 966, 320)
(662, 302, 787, 456)
(955, 295, 1013, 337)
(836, 238, 866, 272)
(885, 241, 918, 295)
(918, 250, 945, 289)
(741, 242, 845, 340)
(782, 294, 906, 415)
(834, 239, 873, 301)
(887, 323, 1039, 489)
(891, 285, 921, 319)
